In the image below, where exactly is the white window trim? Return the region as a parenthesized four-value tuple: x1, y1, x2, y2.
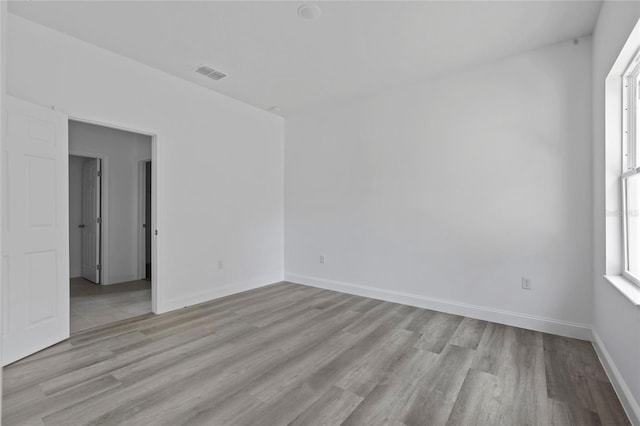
(621, 54, 640, 287)
(605, 17, 640, 298)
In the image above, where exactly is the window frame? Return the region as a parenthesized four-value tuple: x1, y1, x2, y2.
(621, 50, 640, 287)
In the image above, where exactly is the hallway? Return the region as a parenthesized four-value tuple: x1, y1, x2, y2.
(70, 278, 151, 333)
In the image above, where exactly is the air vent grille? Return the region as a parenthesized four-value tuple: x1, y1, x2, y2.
(195, 65, 227, 81)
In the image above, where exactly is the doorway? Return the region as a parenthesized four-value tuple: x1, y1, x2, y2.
(146, 161, 152, 280)
(69, 155, 102, 284)
(139, 160, 152, 281)
(68, 120, 153, 333)
(1, 96, 161, 365)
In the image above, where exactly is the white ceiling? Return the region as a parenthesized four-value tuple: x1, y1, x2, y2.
(9, 1, 602, 114)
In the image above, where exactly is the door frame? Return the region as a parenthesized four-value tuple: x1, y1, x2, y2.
(68, 116, 159, 314)
(137, 158, 151, 281)
(69, 152, 106, 284)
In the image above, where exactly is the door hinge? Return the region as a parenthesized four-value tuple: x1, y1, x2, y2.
(97, 217, 102, 224)
(97, 264, 102, 271)
(97, 170, 102, 178)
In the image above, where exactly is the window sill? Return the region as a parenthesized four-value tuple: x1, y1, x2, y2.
(604, 275, 640, 306)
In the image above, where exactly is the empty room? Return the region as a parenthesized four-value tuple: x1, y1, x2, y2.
(0, 1, 639, 425)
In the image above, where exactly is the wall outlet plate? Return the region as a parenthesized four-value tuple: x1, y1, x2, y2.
(521, 277, 532, 290)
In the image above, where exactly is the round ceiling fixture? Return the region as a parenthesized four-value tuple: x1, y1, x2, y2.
(297, 4, 322, 20)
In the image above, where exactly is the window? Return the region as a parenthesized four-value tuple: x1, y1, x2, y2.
(622, 51, 640, 285)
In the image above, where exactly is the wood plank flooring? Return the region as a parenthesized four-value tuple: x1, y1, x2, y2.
(3, 282, 630, 425)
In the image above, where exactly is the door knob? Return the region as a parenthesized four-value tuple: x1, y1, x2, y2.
(79, 224, 85, 228)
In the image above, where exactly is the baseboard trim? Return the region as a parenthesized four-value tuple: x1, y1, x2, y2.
(592, 329, 640, 425)
(158, 273, 283, 314)
(285, 272, 592, 340)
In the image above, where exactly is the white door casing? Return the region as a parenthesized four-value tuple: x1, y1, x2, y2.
(80, 158, 100, 283)
(2, 96, 69, 365)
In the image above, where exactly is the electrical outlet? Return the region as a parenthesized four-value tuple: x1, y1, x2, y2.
(218, 260, 224, 270)
(521, 277, 532, 290)
(320, 255, 325, 264)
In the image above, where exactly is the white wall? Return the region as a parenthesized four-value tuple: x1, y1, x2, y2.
(592, 2, 640, 423)
(7, 15, 284, 312)
(285, 37, 593, 339)
(0, 1, 7, 419)
(68, 155, 83, 278)
(68, 121, 151, 284)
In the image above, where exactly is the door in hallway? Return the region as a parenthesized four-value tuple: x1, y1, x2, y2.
(145, 161, 152, 280)
(81, 158, 101, 283)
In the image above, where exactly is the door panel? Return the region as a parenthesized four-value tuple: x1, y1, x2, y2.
(80, 158, 100, 283)
(2, 96, 69, 365)
(145, 161, 151, 280)
(27, 251, 57, 325)
(28, 156, 56, 226)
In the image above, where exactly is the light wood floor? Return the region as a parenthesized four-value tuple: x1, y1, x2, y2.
(70, 278, 151, 332)
(3, 282, 629, 425)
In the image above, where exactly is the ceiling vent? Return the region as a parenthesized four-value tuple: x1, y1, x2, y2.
(195, 64, 227, 81)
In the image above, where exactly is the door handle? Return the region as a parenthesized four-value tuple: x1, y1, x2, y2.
(79, 224, 85, 228)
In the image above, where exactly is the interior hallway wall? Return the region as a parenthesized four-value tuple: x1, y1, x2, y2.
(68, 155, 84, 278)
(69, 121, 151, 285)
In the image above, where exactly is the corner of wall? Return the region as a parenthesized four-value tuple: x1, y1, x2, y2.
(285, 272, 593, 341)
(591, 328, 640, 425)
(157, 273, 283, 314)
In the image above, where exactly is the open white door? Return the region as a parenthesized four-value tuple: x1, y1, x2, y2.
(2, 96, 69, 365)
(80, 158, 100, 283)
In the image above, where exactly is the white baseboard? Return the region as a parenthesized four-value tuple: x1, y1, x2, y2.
(285, 272, 593, 340)
(592, 329, 640, 426)
(158, 273, 283, 314)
